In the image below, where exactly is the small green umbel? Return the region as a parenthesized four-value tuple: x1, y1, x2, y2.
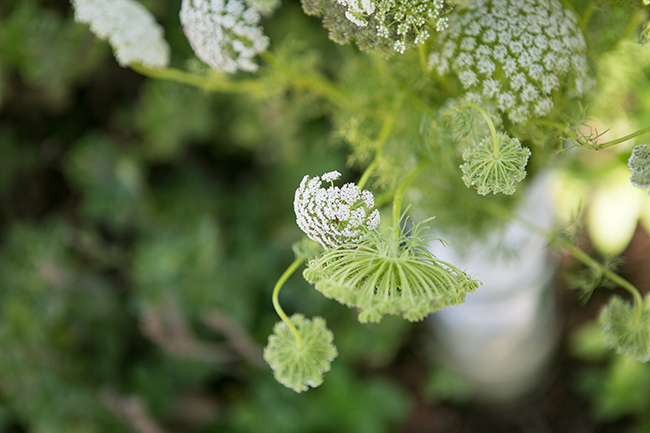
(600, 295, 650, 363)
(628, 144, 650, 193)
(303, 220, 479, 323)
(460, 132, 531, 195)
(264, 314, 338, 393)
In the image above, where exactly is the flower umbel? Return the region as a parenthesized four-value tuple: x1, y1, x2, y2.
(71, 0, 170, 68)
(428, 0, 590, 123)
(263, 314, 338, 393)
(303, 221, 479, 323)
(600, 296, 650, 363)
(180, 0, 270, 73)
(628, 144, 650, 193)
(460, 133, 531, 195)
(294, 171, 381, 249)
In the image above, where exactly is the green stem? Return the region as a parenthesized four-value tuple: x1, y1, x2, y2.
(514, 214, 645, 324)
(392, 166, 423, 231)
(578, 0, 597, 31)
(272, 258, 305, 346)
(593, 126, 650, 150)
(357, 118, 393, 190)
(555, 237, 645, 324)
(130, 63, 266, 95)
(456, 103, 500, 156)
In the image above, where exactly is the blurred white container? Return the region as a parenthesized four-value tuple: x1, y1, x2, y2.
(428, 173, 559, 402)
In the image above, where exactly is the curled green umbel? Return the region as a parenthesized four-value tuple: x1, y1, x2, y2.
(600, 295, 650, 363)
(303, 222, 479, 323)
(460, 133, 531, 195)
(263, 314, 338, 393)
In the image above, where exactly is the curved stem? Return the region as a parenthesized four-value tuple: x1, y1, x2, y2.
(130, 63, 265, 95)
(272, 258, 305, 346)
(456, 102, 500, 156)
(555, 237, 645, 324)
(516, 215, 645, 324)
(392, 165, 424, 231)
(357, 118, 393, 190)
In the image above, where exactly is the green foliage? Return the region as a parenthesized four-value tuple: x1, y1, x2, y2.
(600, 295, 650, 362)
(263, 314, 338, 393)
(572, 322, 650, 430)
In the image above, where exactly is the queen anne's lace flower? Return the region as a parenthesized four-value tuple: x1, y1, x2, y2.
(460, 133, 531, 195)
(71, 0, 170, 68)
(600, 296, 650, 363)
(303, 222, 479, 323)
(294, 172, 380, 249)
(264, 314, 338, 393)
(428, 0, 590, 123)
(301, 0, 447, 54)
(628, 144, 650, 193)
(180, 0, 270, 73)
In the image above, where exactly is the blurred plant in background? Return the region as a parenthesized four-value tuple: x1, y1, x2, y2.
(1, 0, 650, 431)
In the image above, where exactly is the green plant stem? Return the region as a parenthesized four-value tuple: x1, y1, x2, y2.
(555, 236, 645, 324)
(457, 102, 499, 156)
(593, 126, 650, 150)
(272, 257, 305, 347)
(578, 0, 597, 31)
(357, 119, 393, 190)
(260, 52, 347, 107)
(392, 166, 423, 231)
(130, 63, 266, 94)
(514, 214, 645, 324)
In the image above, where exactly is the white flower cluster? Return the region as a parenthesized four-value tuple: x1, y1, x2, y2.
(428, 0, 590, 123)
(294, 171, 381, 249)
(180, 0, 270, 73)
(336, 0, 447, 53)
(71, 0, 170, 68)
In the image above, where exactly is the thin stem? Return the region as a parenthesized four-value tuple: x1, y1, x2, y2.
(555, 237, 645, 324)
(272, 257, 305, 347)
(357, 118, 393, 190)
(130, 63, 265, 95)
(515, 215, 645, 324)
(593, 126, 650, 150)
(578, 0, 597, 31)
(392, 166, 423, 231)
(456, 102, 500, 156)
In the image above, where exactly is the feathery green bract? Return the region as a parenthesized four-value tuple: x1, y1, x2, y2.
(600, 296, 650, 363)
(303, 222, 479, 323)
(264, 314, 338, 393)
(460, 132, 530, 195)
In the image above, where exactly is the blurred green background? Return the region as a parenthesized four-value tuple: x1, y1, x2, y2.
(1, 1, 650, 432)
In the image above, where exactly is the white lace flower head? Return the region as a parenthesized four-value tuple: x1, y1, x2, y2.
(294, 171, 380, 249)
(180, 0, 270, 73)
(71, 0, 170, 68)
(428, 0, 591, 123)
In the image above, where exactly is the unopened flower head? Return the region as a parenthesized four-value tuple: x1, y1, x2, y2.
(71, 0, 170, 68)
(460, 133, 531, 195)
(628, 144, 650, 193)
(294, 172, 380, 249)
(180, 0, 270, 73)
(428, 0, 590, 123)
(264, 314, 338, 393)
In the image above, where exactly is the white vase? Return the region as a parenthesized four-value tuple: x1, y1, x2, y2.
(428, 173, 560, 402)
